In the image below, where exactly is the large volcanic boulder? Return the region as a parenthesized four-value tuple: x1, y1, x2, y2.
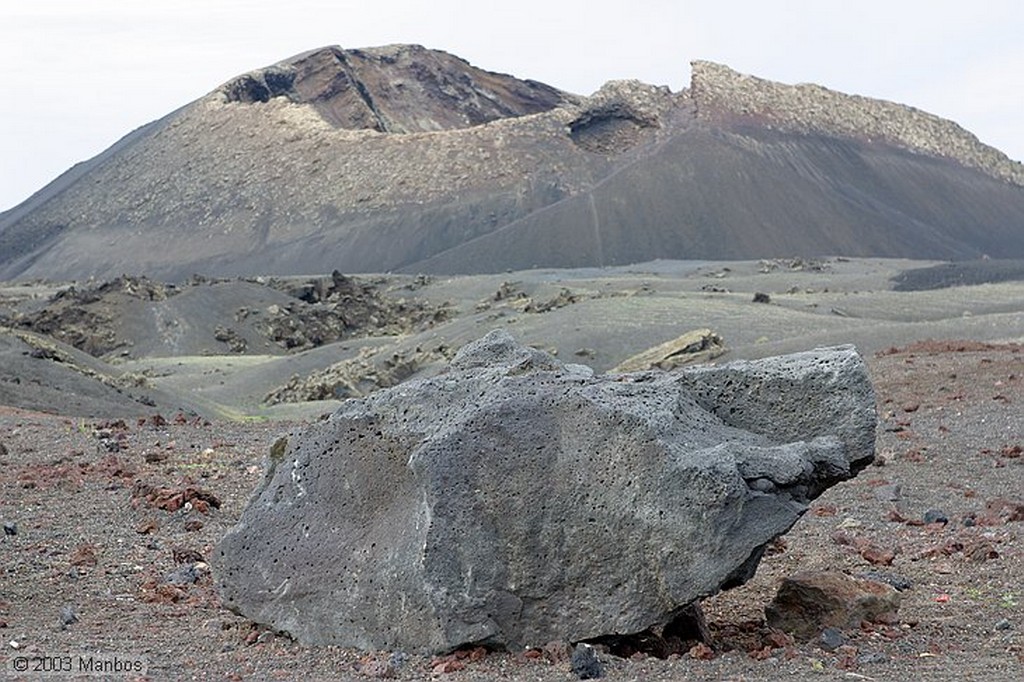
(213, 330, 876, 653)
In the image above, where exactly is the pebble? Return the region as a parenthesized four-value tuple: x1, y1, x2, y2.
(994, 619, 1012, 631)
(818, 627, 846, 651)
(59, 605, 78, 628)
(858, 570, 913, 591)
(923, 509, 949, 525)
(874, 484, 901, 502)
(164, 563, 201, 585)
(571, 643, 603, 679)
(855, 651, 889, 665)
(2, 522, 16, 536)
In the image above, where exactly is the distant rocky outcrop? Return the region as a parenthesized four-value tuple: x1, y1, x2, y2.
(2, 46, 1023, 281)
(220, 44, 572, 133)
(611, 328, 726, 372)
(4, 271, 449, 360)
(213, 330, 876, 653)
(690, 61, 1024, 186)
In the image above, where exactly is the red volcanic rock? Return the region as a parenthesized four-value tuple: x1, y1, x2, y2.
(766, 571, 901, 641)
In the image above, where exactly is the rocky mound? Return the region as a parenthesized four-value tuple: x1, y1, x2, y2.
(3, 272, 450, 360)
(0, 328, 201, 418)
(1, 47, 1022, 281)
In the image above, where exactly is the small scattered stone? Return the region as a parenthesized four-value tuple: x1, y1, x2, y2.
(859, 544, 896, 566)
(430, 658, 464, 674)
(818, 627, 846, 651)
(752, 292, 771, 304)
(3, 522, 16, 537)
(69, 543, 99, 567)
(874, 484, 901, 502)
(856, 651, 889, 665)
(358, 654, 396, 678)
(542, 640, 572, 663)
(164, 563, 201, 585)
(172, 547, 204, 564)
(857, 571, 912, 591)
(766, 571, 901, 641)
(59, 605, 78, 628)
(765, 629, 794, 648)
(985, 498, 1024, 523)
(994, 619, 1013, 631)
(143, 451, 169, 464)
(571, 643, 603, 679)
(923, 509, 949, 525)
(965, 539, 999, 562)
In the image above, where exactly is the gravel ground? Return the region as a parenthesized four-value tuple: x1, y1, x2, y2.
(1, 341, 1022, 681)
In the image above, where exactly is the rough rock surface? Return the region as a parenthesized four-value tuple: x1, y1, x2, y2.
(214, 330, 875, 653)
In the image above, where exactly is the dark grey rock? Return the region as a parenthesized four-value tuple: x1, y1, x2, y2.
(994, 618, 1013, 631)
(857, 571, 913, 592)
(571, 643, 603, 679)
(164, 563, 201, 585)
(819, 627, 846, 651)
(923, 509, 949, 525)
(59, 605, 78, 628)
(3, 522, 16, 536)
(213, 330, 876, 653)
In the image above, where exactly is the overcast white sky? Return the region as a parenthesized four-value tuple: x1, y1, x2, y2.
(2, 1, 1022, 211)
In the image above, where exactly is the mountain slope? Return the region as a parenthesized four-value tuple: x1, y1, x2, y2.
(1, 47, 1022, 281)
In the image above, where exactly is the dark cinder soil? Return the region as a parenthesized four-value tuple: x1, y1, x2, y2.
(891, 259, 1024, 291)
(1, 342, 1021, 681)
